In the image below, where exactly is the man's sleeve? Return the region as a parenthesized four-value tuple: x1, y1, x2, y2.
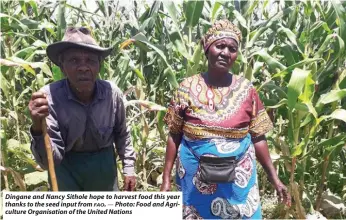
(113, 90, 136, 176)
(30, 90, 65, 170)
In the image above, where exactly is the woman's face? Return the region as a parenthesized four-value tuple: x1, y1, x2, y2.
(207, 38, 238, 72)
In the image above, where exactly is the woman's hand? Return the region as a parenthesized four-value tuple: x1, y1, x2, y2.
(160, 133, 181, 192)
(273, 180, 291, 207)
(253, 136, 291, 207)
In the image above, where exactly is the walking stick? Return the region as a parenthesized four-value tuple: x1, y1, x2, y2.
(42, 119, 59, 191)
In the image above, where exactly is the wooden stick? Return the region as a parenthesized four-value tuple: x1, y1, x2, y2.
(42, 119, 59, 191)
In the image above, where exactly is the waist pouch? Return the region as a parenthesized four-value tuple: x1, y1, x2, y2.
(186, 142, 245, 184)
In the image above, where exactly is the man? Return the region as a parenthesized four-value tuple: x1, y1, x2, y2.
(28, 27, 136, 191)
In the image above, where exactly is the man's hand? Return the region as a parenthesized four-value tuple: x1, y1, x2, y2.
(123, 176, 136, 191)
(28, 92, 49, 135)
(160, 180, 171, 191)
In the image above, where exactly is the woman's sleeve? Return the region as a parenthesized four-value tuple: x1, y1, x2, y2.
(163, 88, 186, 135)
(249, 87, 274, 140)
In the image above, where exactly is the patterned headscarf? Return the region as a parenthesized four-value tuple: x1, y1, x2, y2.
(201, 19, 242, 54)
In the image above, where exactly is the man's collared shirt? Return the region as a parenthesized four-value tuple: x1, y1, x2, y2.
(30, 79, 136, 175)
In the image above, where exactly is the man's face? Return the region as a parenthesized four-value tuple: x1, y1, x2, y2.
(60, 48, 100, 94)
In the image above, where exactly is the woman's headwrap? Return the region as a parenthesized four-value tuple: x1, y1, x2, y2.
(201, 19, 242, 54)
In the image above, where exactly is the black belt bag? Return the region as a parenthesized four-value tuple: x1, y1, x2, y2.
(186, 143, 241, 184)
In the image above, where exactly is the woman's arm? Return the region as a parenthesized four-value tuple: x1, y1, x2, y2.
(160, 133, 182, 191)
(253, 135, 291, 206)
(253, 136, 280, 184)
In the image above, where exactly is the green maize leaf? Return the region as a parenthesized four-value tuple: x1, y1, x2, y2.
(20, 18, 40, 29)
(0, 71, 10, 99)
(127, 56, 145, 82)
(262, 98, 278, 107)
(262, 82, 287, 99)
(327, 109, 346, 123)
(304, 101, 318, 119)
(132, 34, 178, 88)
(165, 67, 179, 89)
(52, 65, 64, 81)
(36, 73, 45, 88)
(211, 1, 222, 22)
(272, 58, 323, 79)
(6, 57, 52, 77)
(247, 28, 266, 48)
(267, 98, 287, 109)
(245, 0, 259, 18)
(99, 61, 105, 79)
(57, 1, 66, 40)
(287, 6, 298, 30)
(184, 0, 204, 28)
(339, 69, 346, 89)
(287, 68, 310, 110)
(280, 44, 298, 66)
(292, 141, 306, 157)
(278, 24, 303, 54)
(316, 89, 346, 107)
(314, 33, 345, 63)
(237, 49, 247, 64)
(169, 31, 190, 60)
(4, 167, 26, 191)
(19, 1, 27, 15)
(13, 46, 36, 58)
(247, 6, 294, 48)
(139, 17, 154, 33)
(318, 135, 346, 148)
(125, 100, 166, 111)
(24, 171, 48, 186)
(295, 102, 309, 112)
(310, 21, 327, 33)
(233, 10, 248, 30)
(323, 142, 345, 159)
(133, 33, 168, 67)
(133, 40, 150, 53)
(245, 62, 253, 81)
(28, 0, 39, 17)
(300, 114, 313, 127)
(149, 1, 161, 17)
(252, 49, 286, 71)
(299, 74, 315, 102)
(32, 40, 48, 48)
(14, 87, 31, 107)
(7, 138, 19, 150)
(333, 34, 345, 60)
(186, 63, 193, 77)
(36, 63, 52, 77)
(0, 13, 28, 31)
(162, 1, 188, 55)
(252, 61, 264, 76)
(192, 43, 202, 65)
(163, 1, 180, 30)
(331, 0, 346, 43)
(157, 110, 167, 142)
(314, 34, 333, 58)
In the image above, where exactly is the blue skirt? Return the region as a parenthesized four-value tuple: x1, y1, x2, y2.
(176, 134, 262, 219)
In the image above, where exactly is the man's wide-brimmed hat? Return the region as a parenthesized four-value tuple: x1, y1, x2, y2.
(46, 27, 113, 66)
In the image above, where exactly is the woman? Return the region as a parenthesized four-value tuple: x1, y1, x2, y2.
(160, 20, 291, 219)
